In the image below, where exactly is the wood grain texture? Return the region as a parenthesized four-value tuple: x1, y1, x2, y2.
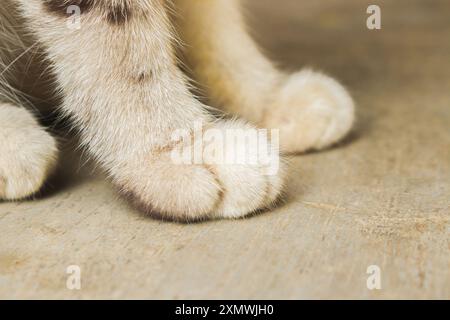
(0, 0, 449, 299)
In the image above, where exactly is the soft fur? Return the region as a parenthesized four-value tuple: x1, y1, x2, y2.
(0, 0, 355, 221)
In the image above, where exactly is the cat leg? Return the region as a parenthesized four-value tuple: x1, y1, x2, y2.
(0, 102, 58, 200)
(17, 0, 285, 221)
(173, 0, 355, 153)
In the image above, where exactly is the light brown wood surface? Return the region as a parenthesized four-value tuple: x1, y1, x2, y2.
(0, 0, 449, 299)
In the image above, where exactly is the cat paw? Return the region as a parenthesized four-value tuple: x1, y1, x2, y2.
(263, 70, 355, 153)
(116, 120, 285, 221)
(0, 105, 58, 200)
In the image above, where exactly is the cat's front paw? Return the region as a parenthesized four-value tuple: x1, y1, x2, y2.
(116, 120, 285, 221)
(0, 106, 58, 200)
(263, 70, 355, 153)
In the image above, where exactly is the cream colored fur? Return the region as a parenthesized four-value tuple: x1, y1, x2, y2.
(174, 0, 355, 152)
(0, 0, 354, 220)
(0, 103, 58, 200)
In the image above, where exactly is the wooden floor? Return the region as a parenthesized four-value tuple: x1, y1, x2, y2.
(0, 0, 449, 299)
